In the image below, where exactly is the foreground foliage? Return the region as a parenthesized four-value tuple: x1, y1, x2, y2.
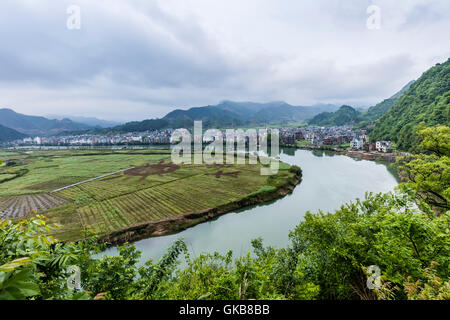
(1, 187, 448, 300)
(397, 125, 449, 214)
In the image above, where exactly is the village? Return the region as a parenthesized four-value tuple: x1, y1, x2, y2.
(276, 126, 404, 162)
(278, 126, 393, 153)
(6, 129, 175, 147)
(3, 126, 395, 157)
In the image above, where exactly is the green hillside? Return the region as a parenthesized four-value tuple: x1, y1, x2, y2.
(0, 124, 28, 142)
(359, 80, 415, 125)
(308, 81, 415, 128)
(308, 105, 360, 126)
(370, 59, 450, 152)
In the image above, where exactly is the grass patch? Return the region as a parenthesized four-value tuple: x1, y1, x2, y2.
(296, 140, 312, 146)
(248, 185, 277, 197)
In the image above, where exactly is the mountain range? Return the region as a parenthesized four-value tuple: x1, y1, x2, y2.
(110, 101, 340, 133)
(0, 102, 340, 140)
(0, 108, 92, 136)
(45, 115, 122, 128)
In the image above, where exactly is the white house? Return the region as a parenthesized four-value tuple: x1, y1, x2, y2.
(311, 136, 323, 146)
(350, 137, 363, 150)
(130, 136, 142, 142)
(361, 134, 369, 143)
(376, 141, 391, 153)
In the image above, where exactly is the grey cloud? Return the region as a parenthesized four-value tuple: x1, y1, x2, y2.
(0, 1, 234, 88)
(0, 0, 449, 121)
(398, 1, 449, 31)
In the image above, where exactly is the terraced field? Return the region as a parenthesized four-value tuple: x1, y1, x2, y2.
(0, 193, 68, 219)
(0, 149, 299, 242)
(70, 165, 268, 235)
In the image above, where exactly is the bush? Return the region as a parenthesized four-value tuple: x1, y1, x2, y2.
(289, 165, 302, 177)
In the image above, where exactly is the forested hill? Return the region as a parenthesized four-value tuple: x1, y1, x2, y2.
(370, 59, 450, 152)
(308, 81, 415, 127)
(308, 105, 360, 126)
(0, 124, 28, 142)
(359, 80, 415, 125)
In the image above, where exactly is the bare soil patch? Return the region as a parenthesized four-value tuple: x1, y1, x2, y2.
(124, 161, 180, 181)
(207, 170, 241, 178)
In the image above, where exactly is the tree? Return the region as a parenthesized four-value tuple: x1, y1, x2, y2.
(417, 125, 450, 157)
(398, 125, 450, 214)
(0, 214, 187, 300)
(0, 215, 96, 300)
(289, 190, 449, 300)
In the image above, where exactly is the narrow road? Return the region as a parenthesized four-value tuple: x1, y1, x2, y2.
(51, 167, 136, 193)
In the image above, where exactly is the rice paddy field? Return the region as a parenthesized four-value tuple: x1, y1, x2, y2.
(0, 148, 296, 242)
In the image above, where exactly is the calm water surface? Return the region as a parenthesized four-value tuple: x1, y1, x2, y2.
(104, 148, 399, 261)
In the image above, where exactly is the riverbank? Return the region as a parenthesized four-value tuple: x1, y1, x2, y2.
(293, 145, 408, 163)
(98, 169, 303, 246)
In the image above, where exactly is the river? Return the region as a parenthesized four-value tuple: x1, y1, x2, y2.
(103, 147, 399, 262)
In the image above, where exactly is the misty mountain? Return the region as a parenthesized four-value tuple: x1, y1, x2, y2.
(0, 108, 92, 136)
(105, 101, 339, 133)
(36, 101, 341, 135)
(0, 100, 386, 138)
(46, 114, 121, 128)
(163, 103, 244, 128)
(211, 101, 339, 124)
(250, 103, 340, 124)
(116, 101, 340, 132)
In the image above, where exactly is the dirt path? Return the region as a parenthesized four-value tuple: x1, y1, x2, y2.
(51, 167, 136, 192)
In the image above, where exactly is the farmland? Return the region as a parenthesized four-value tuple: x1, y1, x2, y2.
(0, 148, 301, 242)
(0, 193, 68, 219)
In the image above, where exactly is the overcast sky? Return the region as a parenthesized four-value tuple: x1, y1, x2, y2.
(0, 0, 449, 122)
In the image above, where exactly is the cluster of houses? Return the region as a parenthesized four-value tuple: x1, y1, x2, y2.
(10, 129, 175, 147)
(279, 126, 363, 146)
(347, 137, 391, 153)
(278, 126, 392, 153)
